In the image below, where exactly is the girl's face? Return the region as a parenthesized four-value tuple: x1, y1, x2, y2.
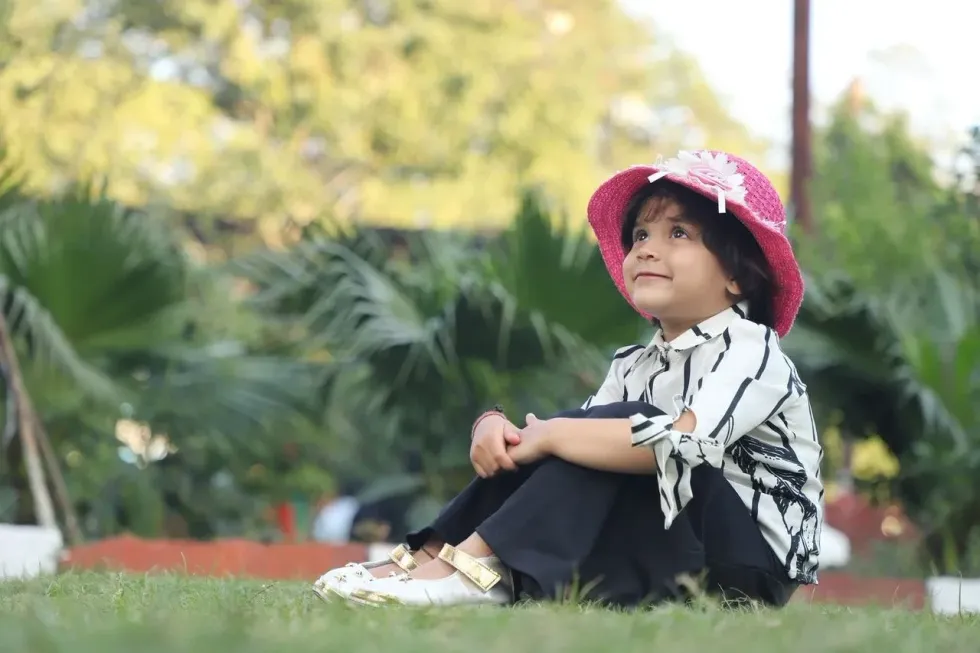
(622, 196, 740, 338)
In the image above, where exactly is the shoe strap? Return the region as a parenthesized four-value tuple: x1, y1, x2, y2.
(437, 544, 501, 592)
(387, 543, 420, 572)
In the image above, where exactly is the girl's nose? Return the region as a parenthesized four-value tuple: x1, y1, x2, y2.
(635, 239, 660, 260)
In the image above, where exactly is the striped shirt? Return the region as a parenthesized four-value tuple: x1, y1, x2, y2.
(583, 301, 824, 584)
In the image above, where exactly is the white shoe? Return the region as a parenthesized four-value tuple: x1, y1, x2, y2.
(311, 543, 421, 602)
(347, 544, 513, 607)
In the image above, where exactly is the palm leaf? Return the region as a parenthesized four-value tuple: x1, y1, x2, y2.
(489, 189, 648, 349)
(792, 268, 980, 457)
(0, 279, 119, 401)
(230, 197, 642, 500)
(133, 347, 323, 440)
(0, 189, 189, 403)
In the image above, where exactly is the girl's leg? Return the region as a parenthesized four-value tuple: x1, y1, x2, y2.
(406, 456, 662, 587)
(404, 459, 543, 554)
(404, 407, 592, 545)
(402, 462, 794, 608)
(348, 456, 639, 607)
(319, 407, 592, 601)
(683, 464, 797, 607)
(377, 408, 593, 577)
(312, 463, 548, 600)
(472, 457, 704, 605)
(401, 402, 704, 605)
(397, 401, 794, 608)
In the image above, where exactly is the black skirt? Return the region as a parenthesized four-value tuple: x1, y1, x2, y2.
(406, 401, 797, 609)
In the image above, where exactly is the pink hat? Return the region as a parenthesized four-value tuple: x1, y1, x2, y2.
(587, 150, 803, 338)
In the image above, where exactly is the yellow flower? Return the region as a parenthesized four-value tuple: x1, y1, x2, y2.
(851, 435, 900, 481)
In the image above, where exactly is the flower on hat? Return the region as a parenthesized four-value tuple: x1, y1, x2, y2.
(646, 150, 747, 212)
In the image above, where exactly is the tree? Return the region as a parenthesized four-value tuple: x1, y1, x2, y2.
(799, 90, 948, 289)
(0, 0, 765, 242)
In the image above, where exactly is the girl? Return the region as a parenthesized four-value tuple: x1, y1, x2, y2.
(313, 150, 824, 609)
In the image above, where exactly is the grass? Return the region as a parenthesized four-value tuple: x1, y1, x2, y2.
(1, 572, 979, 652)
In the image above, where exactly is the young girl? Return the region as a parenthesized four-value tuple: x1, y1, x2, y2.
(313, 150, 824, 609)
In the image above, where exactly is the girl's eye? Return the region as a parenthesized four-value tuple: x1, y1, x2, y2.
(670, 226, 689, 239)
(632, 228, 648, 243)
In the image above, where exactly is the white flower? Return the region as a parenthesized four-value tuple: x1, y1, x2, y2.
(115, 418, 177, 468)
(647, 150, 747, 212)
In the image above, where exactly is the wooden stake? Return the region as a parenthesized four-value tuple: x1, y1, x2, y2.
(35, 413, 84, 544)
(0, 311, 56, 528)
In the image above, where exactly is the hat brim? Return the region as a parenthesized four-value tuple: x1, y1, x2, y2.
(586, 166, 804, 338)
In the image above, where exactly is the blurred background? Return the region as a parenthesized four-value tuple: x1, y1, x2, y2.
(0, 0, 978, 582)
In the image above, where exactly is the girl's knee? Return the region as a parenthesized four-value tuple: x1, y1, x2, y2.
(533, 456, 621, 483)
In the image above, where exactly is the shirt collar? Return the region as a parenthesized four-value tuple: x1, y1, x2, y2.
(650, 300, 749, 352)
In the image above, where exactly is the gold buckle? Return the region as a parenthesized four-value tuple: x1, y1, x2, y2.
(437, 544, 501, 592)
(348, 588, 403, 606)
(312, 582, 348, 603)
(387, 543, 420, 572)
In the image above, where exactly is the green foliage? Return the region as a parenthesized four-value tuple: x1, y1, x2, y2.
(0, 0, 768, 537)
(0, 188, 187, 402)
(234, 189, 649, 529)
(787, 92, 980, 573)
(802, 100, 948, 287)
(789, 269, 980, 573)
(0, 0, 762, 237)
(489, 190, 645, 349)
(0, 161, 320, 537)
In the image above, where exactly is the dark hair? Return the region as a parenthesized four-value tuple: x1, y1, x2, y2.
(620, 181, 776, 329)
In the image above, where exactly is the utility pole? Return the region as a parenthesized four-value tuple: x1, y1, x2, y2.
(791, 0, 814, 234)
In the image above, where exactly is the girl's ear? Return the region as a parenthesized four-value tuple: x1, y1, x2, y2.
(726, 277, 741, 297)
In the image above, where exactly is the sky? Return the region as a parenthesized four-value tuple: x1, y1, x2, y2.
(622, 0, 980, 168)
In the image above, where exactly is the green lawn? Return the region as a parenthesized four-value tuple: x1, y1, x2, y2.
(1, 572, 978, 652)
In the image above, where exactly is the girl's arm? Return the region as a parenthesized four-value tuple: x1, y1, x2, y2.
(633, 321, 796, 451)
(545, 412, 697, 474)
(580, 344, 643, 409)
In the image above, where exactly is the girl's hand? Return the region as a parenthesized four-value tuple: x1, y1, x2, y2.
(470, 415, 522, 478)
(507, 413, 558, 465)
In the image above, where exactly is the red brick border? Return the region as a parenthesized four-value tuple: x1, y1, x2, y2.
(63, 535, 368, 581)
(62, 536, 927, 608)
(792, 572, 925, 609)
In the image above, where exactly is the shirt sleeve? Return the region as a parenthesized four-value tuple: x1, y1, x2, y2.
(629, 320, 802, 529)
(581, 345, 643, 409)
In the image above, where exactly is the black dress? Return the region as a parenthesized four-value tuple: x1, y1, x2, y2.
(406, 401, 797, 609)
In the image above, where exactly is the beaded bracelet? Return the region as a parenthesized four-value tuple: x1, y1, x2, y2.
(471, 404, 505, 439)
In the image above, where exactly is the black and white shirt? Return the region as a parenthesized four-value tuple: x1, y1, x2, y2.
(583, 301, 824, 584)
